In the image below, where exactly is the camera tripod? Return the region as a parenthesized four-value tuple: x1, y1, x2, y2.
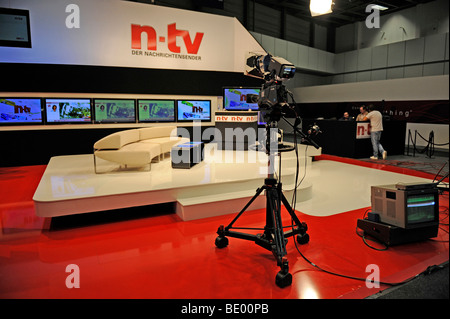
(214, 120, 311, 288)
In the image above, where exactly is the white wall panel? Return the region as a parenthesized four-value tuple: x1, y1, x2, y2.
(344, 51, 358, 72)
(317, 50, 327, 72)
(446, 33, 449, 60)
(356, 71, 371, 82)
(286, 41, 299, 67)
(343, 73, 357, 83)
(291, 75, 449, 103)
(334, 53, 345, 73)
(357, 48, 372, 71)
(404, 65, 423, 78)
(325, 52, 335, 74)
(0, 0, 265, 73)
(387, 42, 406, 67)
(423, 62, 445, 76)
(387, 67, 405, 79)
(371, 69, 387, 81)
(261, 34, 276, 55)
(424, 33, 447, 62)
(371, 45, 388, 69)
(274, 38, 288, 58)
(297, 44, 309, 69)
(405, 38, 425, 65)
(308, 47, 319, 70)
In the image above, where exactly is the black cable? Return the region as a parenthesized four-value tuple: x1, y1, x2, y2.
(291, 205, 449, 287)
(292, 231, 420, 287)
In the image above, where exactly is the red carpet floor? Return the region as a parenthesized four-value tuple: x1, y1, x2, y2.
(0, 160, 448, 299)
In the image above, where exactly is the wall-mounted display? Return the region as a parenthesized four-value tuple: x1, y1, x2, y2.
(93, 99, 136, 123)
(177, 100, 211, 122)
(138, 99, 175, 123)
(0, 98, 42, 124)
(223, 87, 260, 111)
(45, 98, 92, 123)
(0, 8, 32, 48)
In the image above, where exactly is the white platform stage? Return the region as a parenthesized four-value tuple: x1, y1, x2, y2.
(33, 144, 320, 221)
(33, 144, 434, 221)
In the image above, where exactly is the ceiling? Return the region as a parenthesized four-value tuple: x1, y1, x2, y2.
(251, 0, 436, 27)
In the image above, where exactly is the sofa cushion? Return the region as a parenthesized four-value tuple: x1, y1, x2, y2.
(140, 136, 189, 153)
(95, 142, 160, 166)
(139, 126, 177, 140)
(94, 129, 140, 150)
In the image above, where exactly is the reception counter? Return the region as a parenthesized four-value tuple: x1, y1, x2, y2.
(302, 119, 406, 159)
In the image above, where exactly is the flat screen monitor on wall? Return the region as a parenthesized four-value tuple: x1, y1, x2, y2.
(0, 8, 32, 48)
(223, 87, 260, 111)
(93, 99, 136, 123)
(45, 98, 92, 123)
(0, 98, 42, 124)
(138, 99, 175, 122)
(177, 100, 211, 122)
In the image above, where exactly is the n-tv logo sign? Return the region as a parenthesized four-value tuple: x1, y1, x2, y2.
(131, 23, 204, 60)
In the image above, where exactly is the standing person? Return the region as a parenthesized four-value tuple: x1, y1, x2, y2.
(356, 105, 368, 121)
(363, 104, 387, 160)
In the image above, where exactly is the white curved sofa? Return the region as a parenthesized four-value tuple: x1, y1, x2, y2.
(93, 126, 189, 173)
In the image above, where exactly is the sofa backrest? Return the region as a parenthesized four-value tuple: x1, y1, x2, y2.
(94, 129, 140, 150)
(139, 126, 177, 140)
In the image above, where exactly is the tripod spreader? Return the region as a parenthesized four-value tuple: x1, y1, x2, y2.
(215, 177, 310, 288)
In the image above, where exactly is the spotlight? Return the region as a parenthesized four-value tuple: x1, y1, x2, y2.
(369, 4, 388, 11)
(310, 0, 333, 17)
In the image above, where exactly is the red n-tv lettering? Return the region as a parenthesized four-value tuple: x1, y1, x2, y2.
(131, 23, 204, 54)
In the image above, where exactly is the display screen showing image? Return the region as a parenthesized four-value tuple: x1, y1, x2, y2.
(94, 99, 136, 123)
(45, 98, 91, 123)
(0, 98, 42, 124)
(138, 99, 175, 122)
(0, 8, 32, 48)
(223, 87, 260, 111)
(177, 100, 211, 121)
(407, 194, 436, 224)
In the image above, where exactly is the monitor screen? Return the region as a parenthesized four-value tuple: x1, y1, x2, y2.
(177, 100, 211, 121)
(138, 99, 175, 122)
(0, 8, 32, 48)
(94, 99, 136, 123)
(407, 194, 437, 225)
(0, 98, 42, 124)
(45, 98, 91, 123)
(223, 87, 260, 111)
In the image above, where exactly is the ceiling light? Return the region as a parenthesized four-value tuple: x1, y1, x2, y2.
(310, 0, 333, 17)
(369, 4, 389, 11)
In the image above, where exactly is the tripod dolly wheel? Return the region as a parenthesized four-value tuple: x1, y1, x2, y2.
(215, 236, 229, 248)
(296, 233, 310, 245)
(275, 258, 292, 288)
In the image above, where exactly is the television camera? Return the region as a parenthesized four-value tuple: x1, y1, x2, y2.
(245, 52, 320, 146)
(245, 53, 295, 122)
(215, 53, 321, 288)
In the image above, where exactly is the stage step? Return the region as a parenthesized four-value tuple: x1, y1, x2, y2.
(175, 180, 312, 221)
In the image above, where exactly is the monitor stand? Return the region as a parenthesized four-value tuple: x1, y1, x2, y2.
(357, 219, 439, 246)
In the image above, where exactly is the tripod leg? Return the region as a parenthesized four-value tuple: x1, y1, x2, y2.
(226, 186, 266, 230)
(281, 193, 309, 244)
(269, 187, 287, 258)
(266, 187, 294, 289)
